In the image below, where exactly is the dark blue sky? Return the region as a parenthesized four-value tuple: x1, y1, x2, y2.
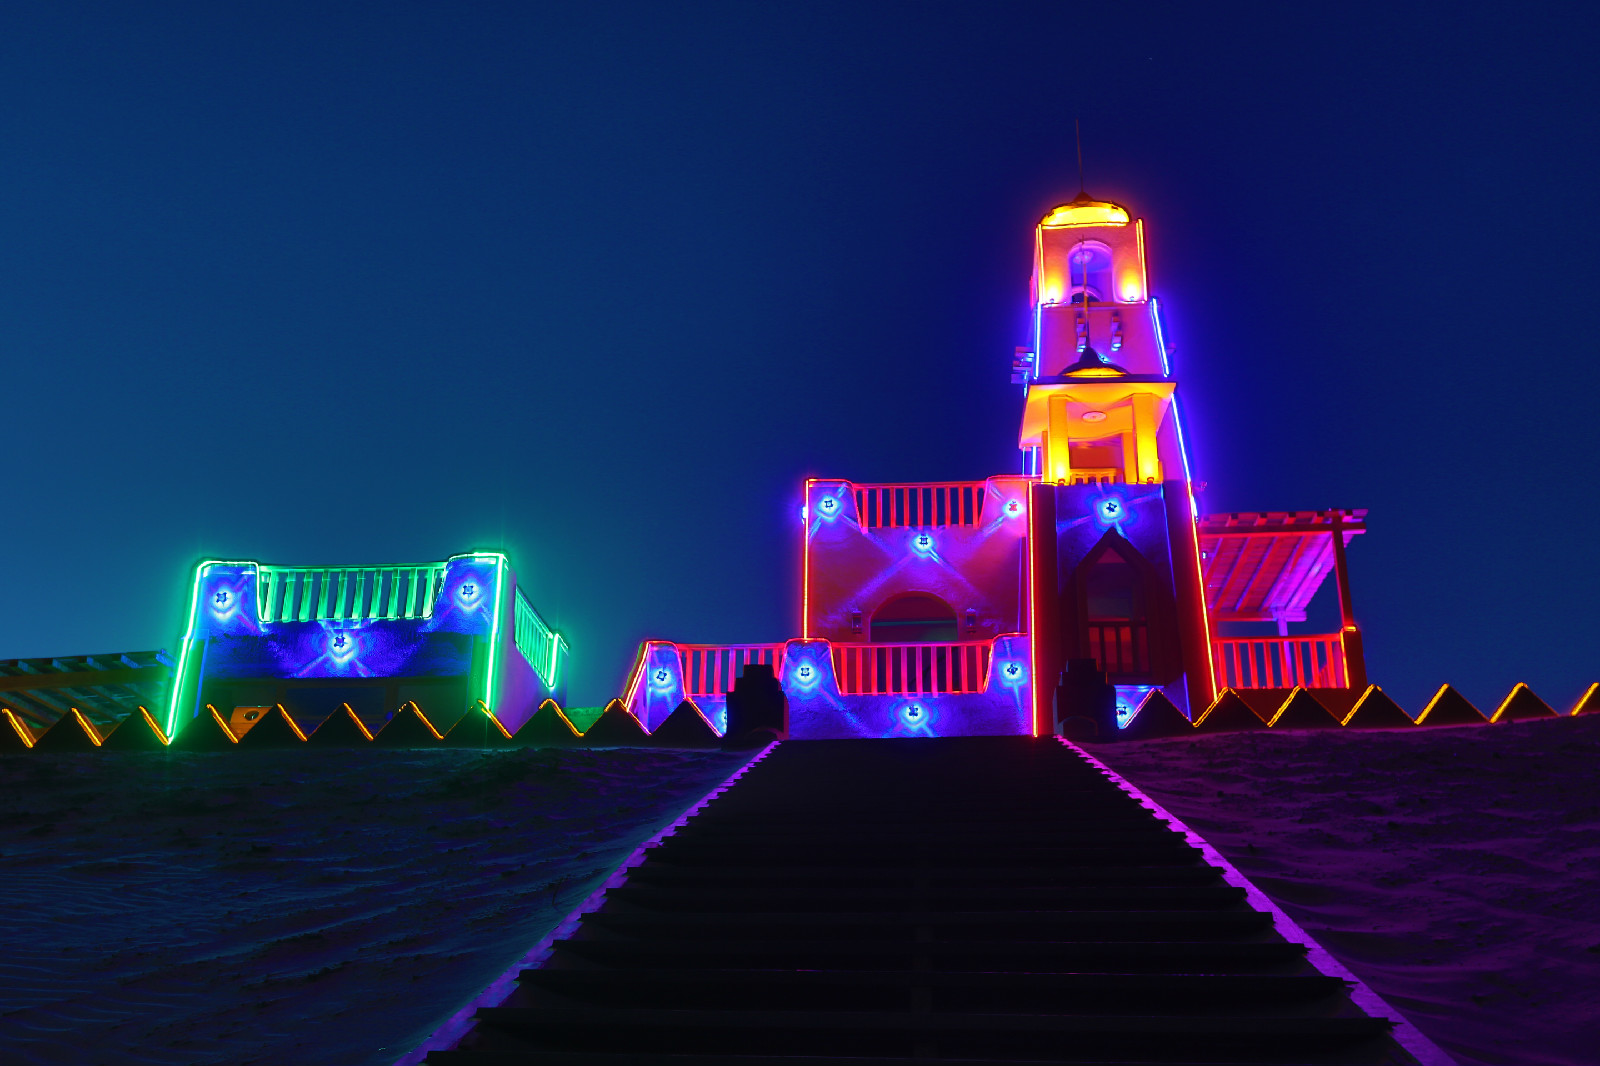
(2, 2, 1596, 710)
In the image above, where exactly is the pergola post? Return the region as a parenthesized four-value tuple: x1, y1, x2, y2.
(1327, 510, 1368, 691)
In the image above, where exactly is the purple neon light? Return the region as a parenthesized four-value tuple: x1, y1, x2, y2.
(393, 741, 781, 1066)
(1059, 738, 1457, 1066)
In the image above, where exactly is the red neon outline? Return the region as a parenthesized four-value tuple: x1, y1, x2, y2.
(802, 478, 815, 639)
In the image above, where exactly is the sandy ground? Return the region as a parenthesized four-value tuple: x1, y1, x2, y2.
(0, 747, 751, 1066)
(1090, 715, 1600, 1066)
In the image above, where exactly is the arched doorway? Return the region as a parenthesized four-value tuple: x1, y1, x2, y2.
(870, 592, 958, 643)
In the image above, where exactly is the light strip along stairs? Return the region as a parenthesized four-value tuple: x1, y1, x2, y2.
(425, 736, 1419, 1065)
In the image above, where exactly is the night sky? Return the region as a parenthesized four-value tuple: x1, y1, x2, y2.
(2, 3, 1596, 710)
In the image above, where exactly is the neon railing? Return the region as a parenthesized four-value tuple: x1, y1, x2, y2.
(1211, 635, 1347, 690)
(513, 589, 564, 689)
(831, 641, 992, 696)
(853, 481, 988, 528)
(256, 564, 448, 623)
(677, 644, 787, 698)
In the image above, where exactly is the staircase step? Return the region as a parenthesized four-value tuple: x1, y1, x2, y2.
(462, 1005, 1395, 1061)
(546, 938, 1313, 975)
(514, 968, 1353, 1014)
(419, 737, 1415, 1066)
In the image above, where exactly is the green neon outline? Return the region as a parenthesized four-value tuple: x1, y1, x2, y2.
(477, 553, 507, 712)
(169, 551, 535, 730)
(511, 585, 565, 689)
(166, 559, 257, 738)
(548, 633, 568, 691)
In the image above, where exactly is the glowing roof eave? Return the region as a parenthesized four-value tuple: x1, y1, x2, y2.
(1199, 516, 1367, 622)
(1039, 201, 1131, 229)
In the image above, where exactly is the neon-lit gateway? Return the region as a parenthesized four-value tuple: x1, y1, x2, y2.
(632, 192, 1369, 738)
(167, 553, 567, 738)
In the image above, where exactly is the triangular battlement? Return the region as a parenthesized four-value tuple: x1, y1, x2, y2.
(169, 705, 239, 750)
(1116, 690, 1195, 739)
(102, 707, 170, 749)
(578, 699, 651, 747)
(443, 702, 515, 748)
(1266, 688, 1341, 730)
(512, 699, 583, 748)
(2, 707, 37, 750)
(1490, 683, 1557, 723)
(648, 699, 723, 749)
(1415, 685, 1486, 727)
(1193, 689, 1268, 733)
(235, 705, 308, 747)
(307, 703, 375, 745)
(373, 702, 445, 746)
(1341, 686, 1415, 729)
(33, 708, 104, 750)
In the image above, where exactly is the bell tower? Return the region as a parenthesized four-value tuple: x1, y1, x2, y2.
(1017, 193, 1215, 730)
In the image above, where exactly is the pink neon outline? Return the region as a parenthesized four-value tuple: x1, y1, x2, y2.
(1059, 738, 1458, 1066)
(393, 741, 781, 1066)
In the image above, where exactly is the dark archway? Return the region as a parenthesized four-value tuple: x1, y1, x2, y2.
(870, 592, 958, 643)
(1066, 531, 1179, 683)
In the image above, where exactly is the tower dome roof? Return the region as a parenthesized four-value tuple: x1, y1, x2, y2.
(1040, 192, 1129, 229)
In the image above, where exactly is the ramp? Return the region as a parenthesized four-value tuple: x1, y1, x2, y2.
(418, 737, 1444, 1065)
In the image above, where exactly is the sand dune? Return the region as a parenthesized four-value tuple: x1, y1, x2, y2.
(1090, 715, 1600, 1066)
(0, 747, 751, 1065)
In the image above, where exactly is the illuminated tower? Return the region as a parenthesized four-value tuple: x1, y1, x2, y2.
(629, 188, 1368, 740)
(1017, 193, 1215, 727)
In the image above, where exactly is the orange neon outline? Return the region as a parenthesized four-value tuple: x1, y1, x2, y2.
(597, 696, 649, 731)
(399, 701, 445, 740)
(1489, 682, 1555, 723)
(535, 697, 583, 737)
(1262, 686, 1341, 728)
(1570, 682, 1600, 716)
(472, 700, 514, 740)
(67, 707, 105, 747)
(1190, 688, 1239, 728)
(134, 705, 171, 745)
(1414, 684, 1483, 725)
(274, 705, 310, 742)
(3, 707, 36, 748)
(202, 704, 241, 743)
(334, 702, 375, 741)
(1337, 684, 1380, 726)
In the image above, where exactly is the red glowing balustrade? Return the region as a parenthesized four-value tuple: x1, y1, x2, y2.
(675, 644, 787, 698)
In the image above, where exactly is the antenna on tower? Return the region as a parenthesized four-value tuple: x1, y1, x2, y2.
(1075, 118, 1086, 196)
(1076, 120, 1091, 349)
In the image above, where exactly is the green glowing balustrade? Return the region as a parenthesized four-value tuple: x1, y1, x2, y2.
(255, 564, 449, 623)
(513, 588, 565, 689)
